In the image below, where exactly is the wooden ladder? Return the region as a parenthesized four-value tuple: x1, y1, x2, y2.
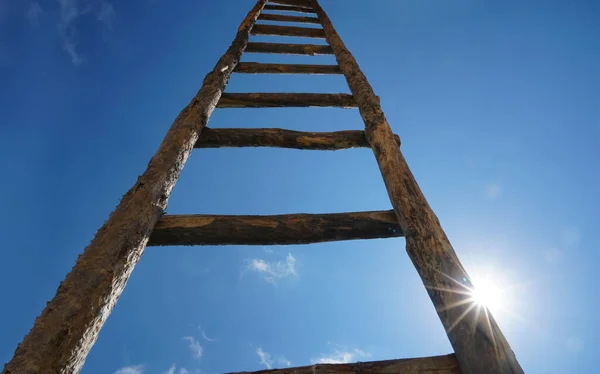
(3, 1, 525, 373)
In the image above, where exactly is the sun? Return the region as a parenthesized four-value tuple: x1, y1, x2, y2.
(470, 276, 505, 314)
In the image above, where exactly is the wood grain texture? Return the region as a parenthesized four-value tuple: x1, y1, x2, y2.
(194, 128, 400, 150)
(1, 1, 269, 374)
(148, 210, 403, 246)
(245, 42, 332, 55)
(234, 62, 340, 74)
(228, 354, 461, 374)
(263, 4, 315, 13)
(310, 1, 524, 373)
(252, 24, 325, 38)
(258, 13, 320, 24)
(217, 93, 357, 108)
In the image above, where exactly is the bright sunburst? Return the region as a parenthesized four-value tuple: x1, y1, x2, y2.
(469, 275, 506, 315)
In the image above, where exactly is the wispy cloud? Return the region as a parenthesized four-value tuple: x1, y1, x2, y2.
(163, 364, 176, 374)
(97, 1, 115, 30)
(58, 0, 87, 65)
(179, 369, 189, 374)
(201, 330, 216, 342)
(256, 347, 291, 369)
(26, 2, 42, 28)
(257, 348, 272, 369)
(245, 253, 297, 283)
(311, 348, 370, 364)
(115, 365, 144, 374)
(484, 183, 502, 200)
(56, 0, 115, 65)
(183, 336, 203, 359)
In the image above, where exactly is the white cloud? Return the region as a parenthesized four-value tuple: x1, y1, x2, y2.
(97, 1, 115, 29)
(58, 0, 87, 65)
(257, 347, 273, 369)
(201, 330, 216, 342)
(256, 347, 291, 369)
(311, 349, 370, 364)
(115, 365, 144, 374)
(183, 336, 203, 359)
(245, 253, 297, 283)
(163, 364, 176, 374)
(56, 0, 115, 65)
(179, 369, 189, 374)
(484, 183, 502, 200)
(26, 2, 42, 28)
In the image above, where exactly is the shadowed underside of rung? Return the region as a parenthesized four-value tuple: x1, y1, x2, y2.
(226, 354, 461, 374)
(194, 128, 401, 150)
(217, 93, 357, 108)
(148, 210, 402, 246)
(251, 24, 325, 38)
(235, 62, 341, 74)
(245, 42, 333, 55)
(258, 13, 320, 24)
(263, 4, 315, 13)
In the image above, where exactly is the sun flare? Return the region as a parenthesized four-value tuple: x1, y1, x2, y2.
(470, 276, 505, 314)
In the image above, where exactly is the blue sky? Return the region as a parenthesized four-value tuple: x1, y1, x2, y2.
(1, 0, 599, 373)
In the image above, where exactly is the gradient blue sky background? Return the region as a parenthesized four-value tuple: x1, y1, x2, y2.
(1, 0, 599, 373)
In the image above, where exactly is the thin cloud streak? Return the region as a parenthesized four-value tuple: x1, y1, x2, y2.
(183, 336, 203, 359)
(245, 253, 297, 283)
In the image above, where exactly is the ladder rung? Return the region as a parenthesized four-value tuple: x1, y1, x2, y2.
(245, 42, 332, 55)
(252, 24, 325, 38)
(195, 128, 401, 150)
(148, 210, 402, 246)
(258, 13, 320, 24)
(263, 4, 316, 13)
(235, 62, 341, 74)
(268, 0, 312, 8)
(226, 354, 460, 374)
(217, 93, 357, 108)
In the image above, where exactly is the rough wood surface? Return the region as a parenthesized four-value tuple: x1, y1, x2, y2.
(269, 0, 312, 8)
(148, 210, 402, 246)
(235, 62, 340, 74)
(252, 24, 325, 38)
(246, 42, 332, 55)
(228, 354, 461, 374)
(1, 1, 268, 374)
(310, 1, 524, 373)
(263, 4, 315, 13)
(194, 128, 400, 150)
(217, 93, 357, 108)
(258, 13, 320, 24)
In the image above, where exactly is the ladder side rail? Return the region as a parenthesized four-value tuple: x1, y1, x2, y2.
(1, 1, 268, 373)
(309, 1, 524, 373)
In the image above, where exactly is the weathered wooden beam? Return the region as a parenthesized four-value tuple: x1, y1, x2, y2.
(263, 4, 316, 13)
(269, 0, 312, 8)
(194, 128, 400, 150)
(1, 2, 269, 374)
(310, 1, 524, 373)
(228, 354, 461, 374)
(252, 24, 325, 38)
(148, 210, 402, 246)
(258, 13, 320, 24)
(217, 93, 357, 108)
(235, 62, 340, 74)
(246, 42, 333, 55)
